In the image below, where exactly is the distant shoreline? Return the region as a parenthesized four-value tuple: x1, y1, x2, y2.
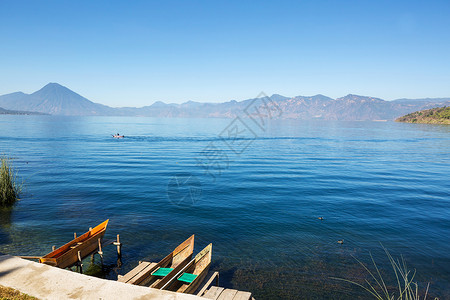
(0, 107, 48, 116)
(395, 106, 450, 125)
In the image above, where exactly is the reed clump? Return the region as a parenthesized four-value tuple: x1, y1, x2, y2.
(333, 245, 438, 300)
(0, 156, 21, 207)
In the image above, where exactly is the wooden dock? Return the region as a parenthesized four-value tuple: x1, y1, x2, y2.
(201, 286, 253, 300)
(119, 262, 255, 299)
(196, 271, 254, 300)
(117, 261, 158, 284)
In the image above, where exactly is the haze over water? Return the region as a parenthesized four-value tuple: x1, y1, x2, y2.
(1, 115, 449, 299)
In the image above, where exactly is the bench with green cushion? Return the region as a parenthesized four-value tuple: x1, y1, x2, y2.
(177, 272, 198, 283)
(151, 267, 174, 277)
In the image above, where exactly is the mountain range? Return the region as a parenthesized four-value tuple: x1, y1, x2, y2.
(1, 83, 449, 121)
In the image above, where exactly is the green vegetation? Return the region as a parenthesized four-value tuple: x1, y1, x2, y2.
(0, 156, 21, 207)
(333, 245, 436, 300)
(396, 106, 450, 125)
(0, 285, 37, 300)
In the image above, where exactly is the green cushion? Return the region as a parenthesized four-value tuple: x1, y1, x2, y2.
(177, 272, 198, 283)
(151, 267, 173, 277)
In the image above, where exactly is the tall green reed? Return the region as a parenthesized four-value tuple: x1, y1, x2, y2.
(332, 245, 437, 300)
(1, 156, 22, 207)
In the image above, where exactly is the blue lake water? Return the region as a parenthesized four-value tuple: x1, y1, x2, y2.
(0, 115, 449, 299)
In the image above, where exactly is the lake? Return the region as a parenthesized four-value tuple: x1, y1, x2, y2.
(0, 115, 449, 299)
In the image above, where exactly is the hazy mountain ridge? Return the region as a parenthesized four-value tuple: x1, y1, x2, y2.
(1, 83, 449, 120)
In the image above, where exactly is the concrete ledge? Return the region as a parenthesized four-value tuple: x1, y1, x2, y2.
(0, 255, 202, 300)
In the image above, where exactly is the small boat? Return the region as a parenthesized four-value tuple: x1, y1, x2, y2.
(112, 135, 124, 138)
(39, 220, 109, 269)
(161, 243, 212, 294)
(118, 235, 195, 287)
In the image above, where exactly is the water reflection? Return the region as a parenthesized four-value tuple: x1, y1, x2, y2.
(0, 208, 12, 246)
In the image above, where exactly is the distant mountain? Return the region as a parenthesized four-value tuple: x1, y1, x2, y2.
(1, 83, 450, 121)
(396, 106, 450, 125)
(252, 94, 450, 121)
(0, 83, 115, 116)
(392, 97, 450, 104)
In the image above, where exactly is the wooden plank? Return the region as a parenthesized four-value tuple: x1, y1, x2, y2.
(56, 237, 101, 268)
(169, 243, 212, 293)
(197, 271, 219, 296)
(117, 261, 152, 283)
(127, 262, 158, 285)
(202, 286, 224, 299)
(217, 289, 238, 300)
(183, 263, 210, 294)
(232, 291, 252, 300)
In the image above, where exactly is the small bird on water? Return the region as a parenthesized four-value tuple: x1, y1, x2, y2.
(337, 240, 344, 244)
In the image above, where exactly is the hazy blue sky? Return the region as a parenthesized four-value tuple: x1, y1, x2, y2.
(1, 0, 450, 106)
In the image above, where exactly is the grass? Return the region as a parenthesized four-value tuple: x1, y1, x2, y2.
(0, 156, 21, 207)
(0, 285, 37, 300)
(332, 245, 437, 300)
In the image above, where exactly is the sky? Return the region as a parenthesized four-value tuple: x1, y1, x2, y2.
(1, 0, 450, 107)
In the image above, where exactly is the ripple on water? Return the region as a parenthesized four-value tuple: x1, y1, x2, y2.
(0, 116, 449, 299)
